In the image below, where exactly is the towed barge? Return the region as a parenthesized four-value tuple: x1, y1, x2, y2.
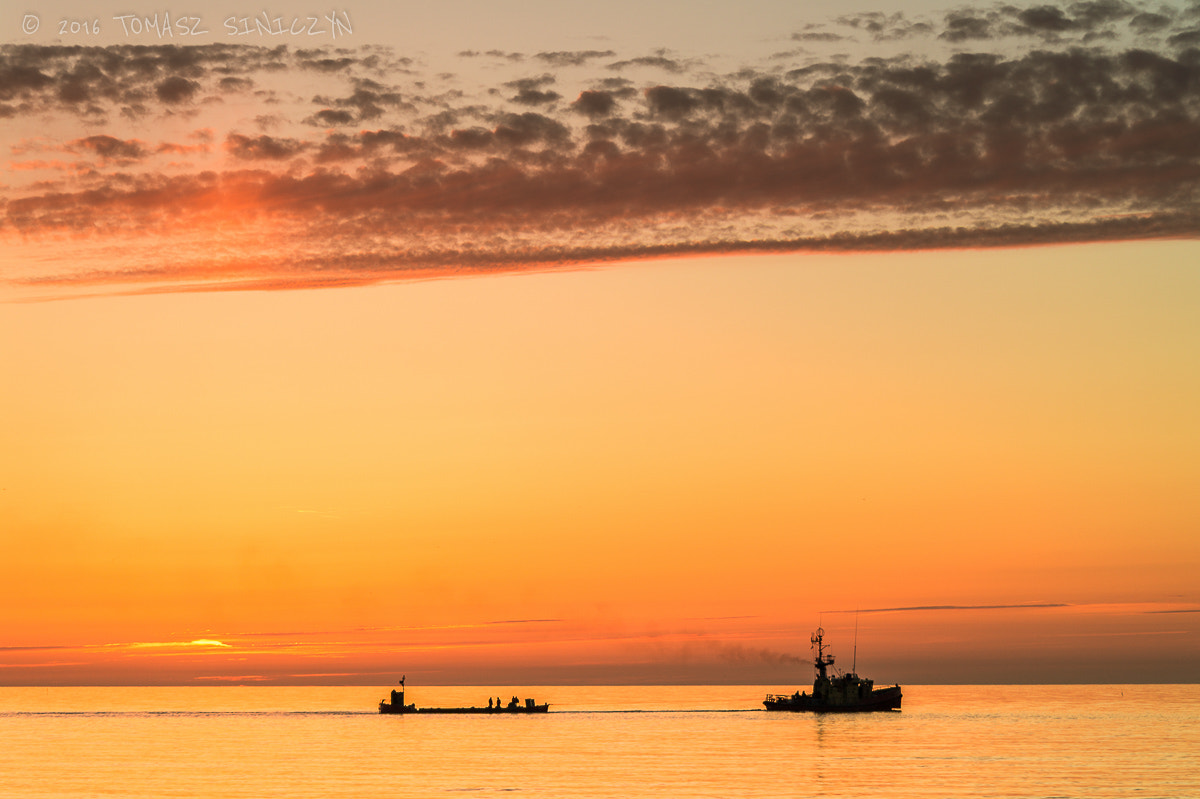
(379, 678, 548, 715)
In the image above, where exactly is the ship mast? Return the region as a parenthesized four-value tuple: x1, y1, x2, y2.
(811, 627, 835, 680)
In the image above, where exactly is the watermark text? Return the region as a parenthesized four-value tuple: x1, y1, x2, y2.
(18, 10, 353, 40)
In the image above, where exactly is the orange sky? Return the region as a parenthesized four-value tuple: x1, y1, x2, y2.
(3, 246, 1198, 684)
(2, 0, 1199, 685)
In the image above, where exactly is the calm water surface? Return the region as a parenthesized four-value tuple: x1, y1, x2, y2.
(1, 685, 1197, 798)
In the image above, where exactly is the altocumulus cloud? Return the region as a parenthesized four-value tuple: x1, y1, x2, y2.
(1, 0, 1198, 297)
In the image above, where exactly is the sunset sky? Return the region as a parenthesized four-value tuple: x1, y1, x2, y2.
(2, 0, 1198, 685)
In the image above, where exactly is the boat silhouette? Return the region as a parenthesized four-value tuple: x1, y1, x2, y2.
(379, 678, 549, 715)
(763, 627, 902, 712)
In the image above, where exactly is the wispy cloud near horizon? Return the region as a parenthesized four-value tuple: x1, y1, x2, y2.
(824, 603, 1072, 613)
(3, 0, 1197, 299)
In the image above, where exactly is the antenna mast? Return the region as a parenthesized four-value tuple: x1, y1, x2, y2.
(852, 609, 859, 674)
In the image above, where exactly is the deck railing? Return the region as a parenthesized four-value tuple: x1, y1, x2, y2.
(764, 693, 801, 702)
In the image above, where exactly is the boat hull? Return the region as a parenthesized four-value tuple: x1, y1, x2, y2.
(379, 702, 548, 715)
(763, 685, 902, 713)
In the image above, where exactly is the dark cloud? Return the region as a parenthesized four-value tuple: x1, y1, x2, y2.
(69, 135, 147, 162)
(1017, 5, 1078, 32)
(942, 12, 995, 41)
(4, 6, 1199, 296)
(607, 55, 687, 73)
(595, 77, 634, 90)
(535, 50, 617, 67)
(492, 112, 570, 146)
(309, 78, 411, 124)
(13, 42, 1200, 238)
(155, 76, 201, 103)
(435, 113, 569, 151)
(224, 133, 308, 160)
(469, 50, 525, 62)
(447, 126, 494, 149)
(572, 90, 618, 117)
(505, 75, 556, 91)
(792, 31, 850, 43)
(16, 212, 1198, 299)
(884, 20, 938, 40)
(219, 76, 255, 92)
(156, 140, 210, 156)
(1130, 12, 1173, 33)
(832, 10, 937, 40)
(295, 51, 357, 73)
(0, 61, 54, 100)
(1068, 0, 1138, 26)
(511, 88, 561, 105)
(644, 85, 701, 118)
(1167, 28, 1200, 46)
(315, 128, 431, 162)
(504, 74, 561, 105)
(0, 43, 292, 115)
(937, 0, 1165, 42)
(312, 108, 355, 126)
(837, 11, 887, 31)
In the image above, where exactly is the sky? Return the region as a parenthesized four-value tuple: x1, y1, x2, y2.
(1, 0, 1198, 685)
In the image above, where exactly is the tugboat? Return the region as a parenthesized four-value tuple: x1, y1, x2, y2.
(379, 677, 549, 714)
(763, 628, 901, 712)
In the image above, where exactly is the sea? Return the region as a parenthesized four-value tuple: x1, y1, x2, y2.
(2, 685, 1197, 798)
